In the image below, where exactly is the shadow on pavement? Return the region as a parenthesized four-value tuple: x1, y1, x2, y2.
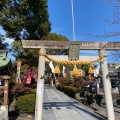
(43, 101, 106, 120)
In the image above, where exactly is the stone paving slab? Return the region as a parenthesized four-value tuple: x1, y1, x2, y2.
(42, 86, 106, 120)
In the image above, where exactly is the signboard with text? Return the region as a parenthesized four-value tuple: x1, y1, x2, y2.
(68, 44, 80, 60)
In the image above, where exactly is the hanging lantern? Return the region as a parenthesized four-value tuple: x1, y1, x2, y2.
(72, 65, 79, 75)
(54, 65, 61, 74)
(88, 65, 94, 74)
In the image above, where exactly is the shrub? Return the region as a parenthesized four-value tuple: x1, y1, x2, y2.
(58, 76, 73, 86)
(9, 82, 32, 99)
(58, 77, 66, 84)
(57, 84, 81, 98)
(15, 94, 35, 114)
(72, 80, 82, 87)
(30, 88, 36, 94)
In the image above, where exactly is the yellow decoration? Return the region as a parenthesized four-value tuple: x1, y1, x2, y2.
(88, 65, 94, 74)
(39, 52, 106, 65)
(54, 65, 61, 74)
(72, 65, 80, 75)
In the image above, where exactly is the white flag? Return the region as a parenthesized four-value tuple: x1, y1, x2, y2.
(49, 61, 54, 73)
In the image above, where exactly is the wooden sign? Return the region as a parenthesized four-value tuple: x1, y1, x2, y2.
(69, 44, 80, 60)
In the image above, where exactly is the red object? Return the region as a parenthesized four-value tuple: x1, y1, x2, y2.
(34, 74, 37, 80)
(89, 74, 92, 80)
(26, 67, 37, 83)
(28, 67, 33, 72)
(26, 75, 32, 84)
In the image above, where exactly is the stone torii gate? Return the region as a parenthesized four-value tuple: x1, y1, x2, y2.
(22, 40, 120, 120)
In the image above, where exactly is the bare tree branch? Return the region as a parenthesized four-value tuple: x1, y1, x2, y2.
(91, 0, 120, 62)
(87, 30, 120, 38)
(110, 51, 120, 62)
(101, 0, 120, 7)
(96, 15, 120, 24)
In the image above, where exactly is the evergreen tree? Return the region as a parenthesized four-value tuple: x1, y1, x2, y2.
(0, 0, 51, 40)
(11, 33, 69, 68)
(0, 34, 8, 49)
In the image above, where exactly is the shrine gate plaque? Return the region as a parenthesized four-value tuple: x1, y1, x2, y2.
(69, 44, 80, 60)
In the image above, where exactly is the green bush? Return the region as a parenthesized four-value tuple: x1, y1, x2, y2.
(30, 88, 36, 94)
(15, 94, 35, 114)
(57, 84, 81, 98)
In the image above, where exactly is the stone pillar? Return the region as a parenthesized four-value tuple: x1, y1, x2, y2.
(35, 47, 46, 120)
(99, 49, 115, 120)
(1, 105, 9, 120)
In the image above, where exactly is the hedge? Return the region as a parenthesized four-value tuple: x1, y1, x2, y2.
(57, 84, 81, 98)
(15, 89, 36, 114)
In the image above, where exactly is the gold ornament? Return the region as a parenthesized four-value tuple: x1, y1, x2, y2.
(54, 65, 61, 74)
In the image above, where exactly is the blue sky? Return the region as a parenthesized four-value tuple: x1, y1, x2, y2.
(47, 0, 120, 63)
(1, 0, 120, 63)
(48, 0, 119, 42)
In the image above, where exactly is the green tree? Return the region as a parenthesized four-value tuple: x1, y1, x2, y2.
(1, 0, 69, 69)
(0, 0, 51, 40)
(43, 33, 69, 55)
(10, 40, 38, 67)
(0, 0, 51, 70)
(42, 33, 69, 41)
(11, 33, 69, 68)
(0, 34, 8, 49)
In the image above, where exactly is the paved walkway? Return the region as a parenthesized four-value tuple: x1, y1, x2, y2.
(42, 85, 106, 120)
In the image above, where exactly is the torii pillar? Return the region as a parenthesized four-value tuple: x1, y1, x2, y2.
(35, 47, 46, 120)
(99, 49, 115, 120)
